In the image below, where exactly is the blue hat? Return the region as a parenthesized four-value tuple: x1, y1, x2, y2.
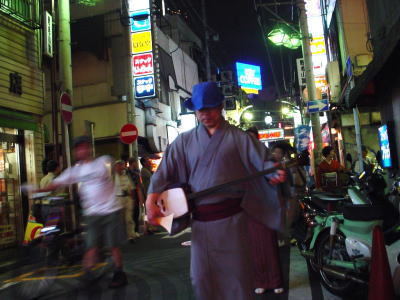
(184, 82, 224, 111)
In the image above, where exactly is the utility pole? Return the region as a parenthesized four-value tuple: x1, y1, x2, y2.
(298, 0, 323, 165)
(125, 7, 138, 160)
(201, 0, 212, 81)
(58, 0, 75, 228)
(58, 0, 72, 170)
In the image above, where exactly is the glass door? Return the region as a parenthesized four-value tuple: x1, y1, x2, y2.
(0, 128, 23, 248)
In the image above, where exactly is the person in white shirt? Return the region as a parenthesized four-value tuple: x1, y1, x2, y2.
(35, 136, 127, 288)
(114, 160, 136, 241)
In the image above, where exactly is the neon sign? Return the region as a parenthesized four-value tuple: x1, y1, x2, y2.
(236, 62, 262, 90)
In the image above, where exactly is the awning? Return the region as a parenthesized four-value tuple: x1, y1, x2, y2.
(0, 108, 37, 131)
(158, 47, 177, 88)
(347, 17, 400, 108)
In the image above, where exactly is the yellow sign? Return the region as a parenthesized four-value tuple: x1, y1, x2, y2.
(132, 31, 152, 54)
(310, 37, 326, 55)
(241, 87, 259, 94)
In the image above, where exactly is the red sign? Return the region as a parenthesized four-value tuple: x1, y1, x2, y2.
(132, 53, 154, 76)
(60, 92, 73, 123)
(258, 128, 284, 141)
(120, 123, 138, 144)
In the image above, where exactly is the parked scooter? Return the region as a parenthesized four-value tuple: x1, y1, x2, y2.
(293, 172, 400, 296)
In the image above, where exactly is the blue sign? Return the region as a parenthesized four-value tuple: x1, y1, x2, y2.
(295, 125, 311, 153)
(378, 124, 392, 168)
(134, 75, 155, 99)
(130, 10, 151, 32)
(307, 99, 329, 113)
(236, 62, 262, 90)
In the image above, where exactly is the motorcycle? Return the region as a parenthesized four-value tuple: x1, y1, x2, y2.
(293, 172, 400, 297)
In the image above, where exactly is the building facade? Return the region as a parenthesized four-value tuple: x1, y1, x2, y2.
(0, 0, 45, 247)
(42, 0, 199, 161)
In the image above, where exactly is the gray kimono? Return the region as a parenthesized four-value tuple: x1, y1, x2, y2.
(148, 120, 281, 300)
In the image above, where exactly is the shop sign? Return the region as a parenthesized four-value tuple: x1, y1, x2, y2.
(129, 0, 150, 11)
(132, 31, 152, 54)
(43, 11, 53, 57)
(310, 37, 326, 55)
(130, 9, 151, 32)
(236, 62, 262, 90)
(134, 75, 155, 98)
(321, 123, 331, 146)
(133, 53, 154, 76)
(0, 225, 15, 245)
(378, 124, 392, 168)
(258, 128, 284, 141)
(296, 58, 306, 88)
(295, 125, 311, 152)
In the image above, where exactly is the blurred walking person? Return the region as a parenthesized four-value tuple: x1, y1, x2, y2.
(33, 136, 127, 288)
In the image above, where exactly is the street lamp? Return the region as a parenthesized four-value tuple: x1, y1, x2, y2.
(267, 27, 290, 46)
(267, 26, 301, 50)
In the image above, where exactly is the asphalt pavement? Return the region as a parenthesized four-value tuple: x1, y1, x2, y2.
(0, 231, 362, 300)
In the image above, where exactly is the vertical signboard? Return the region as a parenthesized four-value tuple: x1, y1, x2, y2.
(305, 0, 329, 95)
(129, 0, 156, 100)
(43, 11, 53, 57)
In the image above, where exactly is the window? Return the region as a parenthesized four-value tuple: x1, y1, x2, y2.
(0, 0, 41, 28)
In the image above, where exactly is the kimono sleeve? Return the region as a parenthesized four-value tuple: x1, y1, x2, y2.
(235, 133, 270, 171)
(148, 135, 187, 194)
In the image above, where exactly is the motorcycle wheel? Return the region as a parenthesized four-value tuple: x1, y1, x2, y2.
(315, 231, 359, 297)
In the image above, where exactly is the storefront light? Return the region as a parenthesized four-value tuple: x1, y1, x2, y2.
(265, 115, 273, 125)
(282, 107, 290, 115)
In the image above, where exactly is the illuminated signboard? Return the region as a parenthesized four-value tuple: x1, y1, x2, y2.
(129, 0, 150, 11)
(236, 62, 262, 90)
(258, 128, 284, 141)
(134, 75, 155, 98)
(132, 31, 152, 54)
(132, 53, 154, 76)
(378, 124, 392, 168)
(130, 10, 151, 32)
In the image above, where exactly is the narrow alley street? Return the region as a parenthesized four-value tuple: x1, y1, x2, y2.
(0, 231, 354, 300)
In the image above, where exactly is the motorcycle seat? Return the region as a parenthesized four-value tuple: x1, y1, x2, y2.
(342, 205, 384, 221)
(312, 192, 347, 202)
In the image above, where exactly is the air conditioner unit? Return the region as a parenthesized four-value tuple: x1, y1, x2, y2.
(220, 71, 233, 82)
(222, 85, 234, 96)
(326, 60, 340, 103)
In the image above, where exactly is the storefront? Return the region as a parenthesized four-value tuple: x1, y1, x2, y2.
(0, 125, 38, 249)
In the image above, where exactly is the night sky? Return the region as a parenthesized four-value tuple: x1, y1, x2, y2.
(205, 0, 301, 97)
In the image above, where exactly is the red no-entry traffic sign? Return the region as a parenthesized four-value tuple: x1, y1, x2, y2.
(60, 92, 73, 123)
(120, 123, 138, 144)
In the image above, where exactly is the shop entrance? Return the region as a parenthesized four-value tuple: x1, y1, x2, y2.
(0, 128, 27, 248)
